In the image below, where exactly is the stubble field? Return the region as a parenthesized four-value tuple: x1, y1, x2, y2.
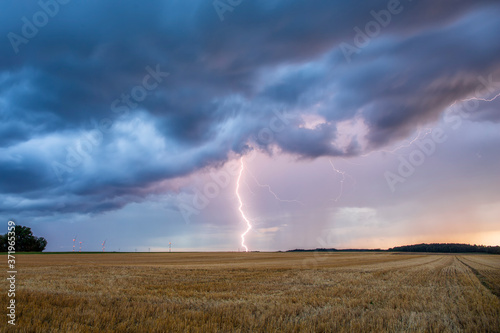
(1, 252, 499, 332)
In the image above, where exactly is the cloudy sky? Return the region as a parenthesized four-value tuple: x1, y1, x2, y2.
(1, 0, 499, 252)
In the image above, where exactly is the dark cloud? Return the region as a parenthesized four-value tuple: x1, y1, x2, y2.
(1, 0, 499, 217)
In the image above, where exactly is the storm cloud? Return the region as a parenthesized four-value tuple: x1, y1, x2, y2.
(1, 0, 499, 219)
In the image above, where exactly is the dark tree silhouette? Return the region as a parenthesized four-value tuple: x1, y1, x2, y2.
(287, 243, 499, 254)
(389, 243, 500, 254)
(0, 225, 47, 252)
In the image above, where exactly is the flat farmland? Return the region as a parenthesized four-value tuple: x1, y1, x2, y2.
(2, 252, 499, 332)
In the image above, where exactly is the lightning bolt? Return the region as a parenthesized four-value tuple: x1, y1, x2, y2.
(236, 157, 252, 252)
(329, 159, 347, 202)
(246, 168, 304, 205)
(452, 91, 500, 105)
(360, 89, 500, 158)
(382, 128, 433, 154)
(359, 127, 433, 158)
(386, 92, 500, 155)
(349, 90, 500, 187)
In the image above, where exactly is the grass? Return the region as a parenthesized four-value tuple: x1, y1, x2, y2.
(1, 252, 499, 332)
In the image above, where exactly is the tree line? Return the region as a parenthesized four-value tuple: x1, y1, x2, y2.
(388, 243, 500, 254)
(287, 243, 500, 254)
(0, 225, 47, 252)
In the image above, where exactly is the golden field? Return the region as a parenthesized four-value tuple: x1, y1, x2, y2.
(1, 252, 499, 332)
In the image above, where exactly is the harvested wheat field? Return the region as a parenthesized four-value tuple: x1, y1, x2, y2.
(2, 252, 499, 332)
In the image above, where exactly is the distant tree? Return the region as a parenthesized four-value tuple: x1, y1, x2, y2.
(389, 243, 500, 255)
(0, 225, 47, 252)
(0, 234, 6, 251)
(286, 243, 500, 254)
